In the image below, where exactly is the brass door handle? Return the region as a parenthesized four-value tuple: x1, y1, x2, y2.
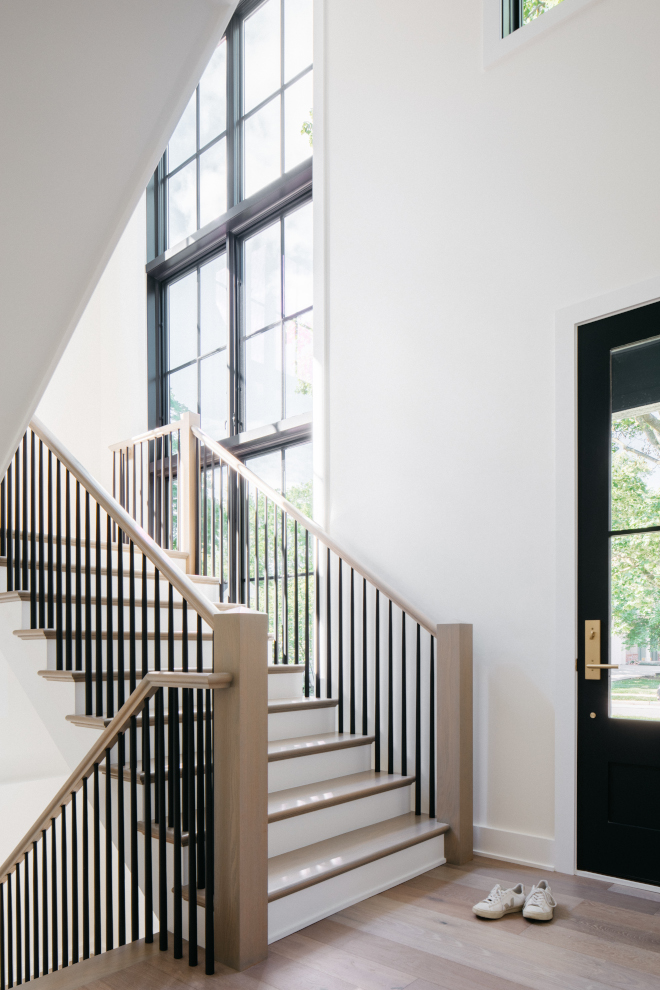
(585, 664, 619, 669)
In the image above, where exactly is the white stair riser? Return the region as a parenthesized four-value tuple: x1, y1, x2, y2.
(268, 705, 336, 741)
(268, 744, 371, 792)
(268, 784, 413, 858)
(268, 834, 445, 943)
(267, 670, 304, 701)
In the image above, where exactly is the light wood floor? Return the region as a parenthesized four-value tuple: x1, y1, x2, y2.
(46, 855, 660, 990)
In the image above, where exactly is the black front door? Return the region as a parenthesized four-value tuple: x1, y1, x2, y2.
(578, 301, 660, 885)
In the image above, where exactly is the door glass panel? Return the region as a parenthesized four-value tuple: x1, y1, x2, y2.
(610, 335, 660, 721)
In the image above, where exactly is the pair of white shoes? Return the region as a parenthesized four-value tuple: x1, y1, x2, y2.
(472, 880, 556, 921)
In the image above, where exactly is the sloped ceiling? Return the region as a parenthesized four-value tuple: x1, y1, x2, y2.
(0, 0, 237, 474)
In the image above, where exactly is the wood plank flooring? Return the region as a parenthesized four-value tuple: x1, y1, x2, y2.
(45, 855, 660, 990)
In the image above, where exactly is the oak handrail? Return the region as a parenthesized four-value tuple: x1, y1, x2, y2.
(108, 420, 181, 452)
(0, 669, 231, 882)
(30, 416, 219, 626)
(193, 426, 437, 637)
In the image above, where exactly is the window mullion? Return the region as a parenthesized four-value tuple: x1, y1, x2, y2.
(228, 231, 240, 437)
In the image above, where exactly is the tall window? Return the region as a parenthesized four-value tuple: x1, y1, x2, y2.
(147, 0, 313, 494)
(503, 0, 565, 35)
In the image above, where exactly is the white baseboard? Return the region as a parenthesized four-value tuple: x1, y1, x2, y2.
(268, 835, 445, 943)
(473, 825, 555, 871)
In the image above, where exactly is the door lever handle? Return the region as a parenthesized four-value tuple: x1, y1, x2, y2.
(585, 663, 619, 669)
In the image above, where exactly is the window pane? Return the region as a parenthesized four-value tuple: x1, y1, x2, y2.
(244, 0, 281, 114)
(284, 441, 312, 514)
(523, 0, 565, 26)
(246, 450, 281, 492)
(200, 351, 228, 440)
(168, 160, 197, 247)
(245, 325, 282, 430)
(284, 311, 313, 419)
(200, 138, 227, 228)
(244, 96, 281, 198)
(168, 93, 197, 173)
(244, 220, 281, 335)
(284, 70, 313, 173)
(284, 0, 313, 82)
(168, 271, 197, 370)
(284, 201, 312, 317)
(199, 40, 226, 147)
(200, 253, 228, 355)
(169, 363, 198, 422)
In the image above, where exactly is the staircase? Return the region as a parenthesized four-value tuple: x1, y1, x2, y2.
(0, 416, 472, 980)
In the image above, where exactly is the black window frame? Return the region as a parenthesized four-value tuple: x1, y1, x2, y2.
(146, 0, 313, 462)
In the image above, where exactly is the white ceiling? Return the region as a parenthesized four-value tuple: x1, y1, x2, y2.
(0, 0, 237, 474)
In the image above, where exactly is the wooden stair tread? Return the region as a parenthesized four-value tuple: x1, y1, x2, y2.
(268, 732, 375, 762)
(268, 812, 449, 901)
(0, 590, 193, 610)
(267, 663, 305, 674)
(100, 760, 198, 783)
(66, 709, 203, 729)
(268, 697, 338, 714)
(268, 769, 415, 822)
(39, 668, 211, 683)
(137, 820, 191, 846)
(181, 884, 206, 906)
(15, 628, 213, 641)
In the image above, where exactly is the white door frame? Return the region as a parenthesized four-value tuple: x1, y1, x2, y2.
(554, 274, 660, 875)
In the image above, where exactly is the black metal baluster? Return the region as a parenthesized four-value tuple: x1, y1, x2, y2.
(388, 600, 393, 775)
(129, 543, 136, 695)
(305, 531, 310, 697)
(338, 560, 343, 732)
(0, 877, 5, 990)
(106, 516, 114, 719)
(32, 841, 38, 979)
(362, 578, 368, 736)
(220, 463, 225, 602)
(315, 537, 320, 698)
(196, 615, 205, 890)
(105, 749, 113, 952)
(415, 624, 421, 815)
(187, 686, 197, 966)
(38, 444, 45, 629)
(294, 520, 299, 667)
(429, 636, 436, 819)
(274, 506, 278, 662)
(130, 717, 138, 942)
(14, 449, 20, 592)
(167, 585, 174, 829)
(211, 456, 216, 576)
(16, 861, 21, 986)
(61, 804, 68, 968)
(82, 779, 89, 960)
(93, 765, 100, 958)
(153, 569, 160, 675)
(56, 461, 63, 670)
(204, 688, 214, 975)
(50, 818, 57, 974)
(0, 474, 4, 570)
(173, 684, 182, 959)
(181, 602, 189, 834)
(41, 830, 47, 974)
(117, 739, 126, 948)
(350, 568, 355, 734)
(117, 531, 124, 710)
(326, 548, 331, 698)
(375, 591, 381, 772)
(30, 432, 36, 628)
(75, 483, 82, 670)
(254, 486, 259, 611)
(65, 471, 72, 670)
(22, 433, 28, 592)
(24, 845, 30, 983)
(264, 496, 269, 632)
(283, 510, 289, 659)
(143, 697, 153, 945)
(141, 555, 148, 680)
(95, 505, 102, 717)
(6, 465, 12, 594)
(401, 612, 407, 776)
(7, 873, 13, 989)
(156, 684, 166, 951)
(85, 494, 92, 716)
(203, 448, 208, 576)
(47, 453, 53, 627)
(71, 791, 78, 964)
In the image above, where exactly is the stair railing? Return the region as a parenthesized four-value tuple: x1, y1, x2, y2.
(0, 670, 227, 981)
(1, 420, 270, 973)
(191, 424, 473, 864)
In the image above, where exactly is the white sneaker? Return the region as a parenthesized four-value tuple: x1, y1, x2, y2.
(472, 883, 526, 919)
(523, 880, 556, 921)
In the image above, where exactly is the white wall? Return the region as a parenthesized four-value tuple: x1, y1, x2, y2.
(36, 196, 148, 493)
(320, 0, 660, 863)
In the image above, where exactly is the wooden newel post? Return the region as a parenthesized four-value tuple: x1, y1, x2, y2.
(177, 411, 200, 573)
(213, 606, 269, 970)
(437, 623, 473, 865)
